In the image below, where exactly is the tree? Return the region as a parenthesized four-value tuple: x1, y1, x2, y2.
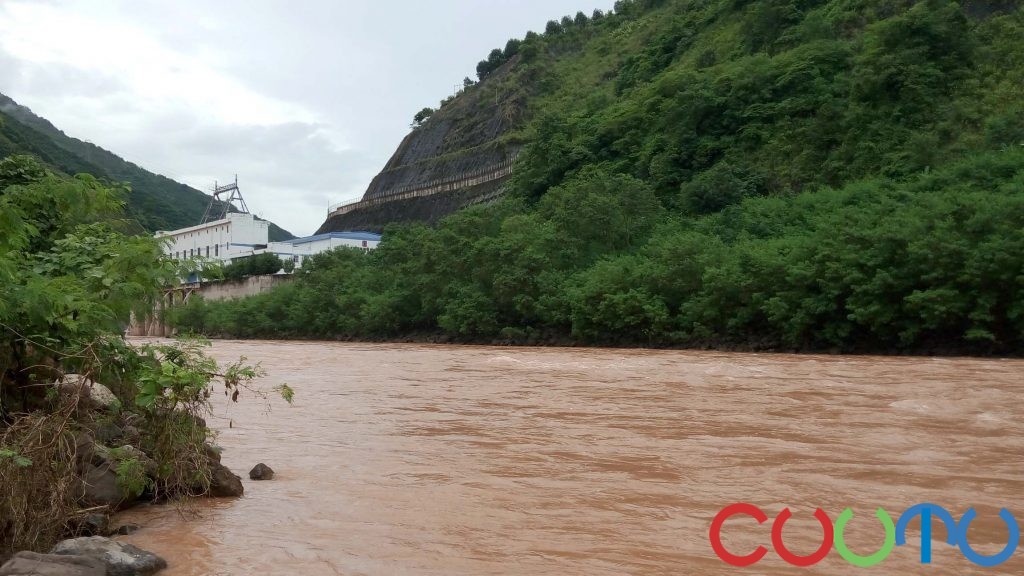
(222, 253, 283, 280)
(160, 0, 1024, 355)
(477, 47, 510, 81)
(539, 166, 663, 261)
(504, 38, 521, 59)
(487, 48, 504, 68)
(462, 76, 476, 89)
(574, 11, 589, 27)
(545, 20, 562, 35)
(678, 161, 765, 214)
(521, 32, 542, 63)
(412, 106, 435, 127)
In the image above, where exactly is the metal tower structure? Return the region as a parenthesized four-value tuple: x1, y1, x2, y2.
(200, 175, 250, 224)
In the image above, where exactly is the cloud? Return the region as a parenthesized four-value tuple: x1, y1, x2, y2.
(149, 121, 376, 232)
(0, 0, 611, 234)
(0, 2, 318, 127)
(0, 0, 354, 234)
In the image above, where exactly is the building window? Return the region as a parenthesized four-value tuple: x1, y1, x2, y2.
(214, 244, 219, 256)
(206, 246, 210, 257)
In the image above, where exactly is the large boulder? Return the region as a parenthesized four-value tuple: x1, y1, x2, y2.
(50, 537, 165, 576)
(248, 463, 274, 481)
(89, 423, 124, 446)
(58, 376, 119, 411)
(0, 551, 106, 576)
(208, 462, 244, 498)
(78, 462, 131, 510)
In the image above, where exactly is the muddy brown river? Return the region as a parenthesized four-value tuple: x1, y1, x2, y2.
(117, 340, 1023, 575)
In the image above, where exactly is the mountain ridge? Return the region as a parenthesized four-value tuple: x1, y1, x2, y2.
(184, 0, 1024, 354)
(0, 92, 294, 240)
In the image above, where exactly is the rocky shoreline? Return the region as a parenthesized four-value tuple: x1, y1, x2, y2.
(0, 374, 260, 576)
(2, 538, 167, 576)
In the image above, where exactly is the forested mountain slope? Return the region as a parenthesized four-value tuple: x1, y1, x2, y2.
(180, 0, 1024, 354)
(0, 93, 293, 240)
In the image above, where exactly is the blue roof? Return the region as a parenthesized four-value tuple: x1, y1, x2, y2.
(287, 231, 382, 245)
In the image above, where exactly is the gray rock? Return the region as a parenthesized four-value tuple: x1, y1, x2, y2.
(110, 446, 156, 477)
(113, 525, 139, 536)
(92, 445, 155, 477)
(0, 551, 105, 576)
(85, 384, 118, 411)
(91, 423, 123, 446)
(78, 462, 130, 509)
(202, 444, 221, 465)
(79, 514, 109, 537)
(208, 462, 244, 498)
(50, 537, 166, 576)
(248, 463, 274, 481)
(58, 376, 119, 411)
(74, 433, 99, 472)
(119, 426, 141, 445)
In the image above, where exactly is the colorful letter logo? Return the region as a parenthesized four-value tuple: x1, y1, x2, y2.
(710, 503, 1020, 567)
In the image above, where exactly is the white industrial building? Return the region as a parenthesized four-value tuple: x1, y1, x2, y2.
(156, 212, 270, 262)
(265, 232, 382, 268)
(156, 212, 380, 270)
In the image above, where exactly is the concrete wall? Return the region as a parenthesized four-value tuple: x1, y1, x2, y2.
(195, 274, 293, 302)
(127, 274, 293, 336)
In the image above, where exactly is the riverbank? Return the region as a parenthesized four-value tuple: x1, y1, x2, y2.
(113, 339, 1024, 575)
(189, 330, 1023, 358)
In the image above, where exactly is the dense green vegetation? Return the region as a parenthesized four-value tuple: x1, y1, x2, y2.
(0, 155, 279, 558)
(172, 0, 1024, 354)
(222, 253, 287, 280)
(0, 94, 293, 240)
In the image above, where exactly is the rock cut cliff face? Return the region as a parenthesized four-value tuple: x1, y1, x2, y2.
(317, 60, 525, 234)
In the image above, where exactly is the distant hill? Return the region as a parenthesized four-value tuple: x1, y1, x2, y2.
(0, 93, 293, 240)
(280, 0, 1024, 353)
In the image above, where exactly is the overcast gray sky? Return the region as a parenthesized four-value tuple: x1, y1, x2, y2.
(0, 0, 611, 235)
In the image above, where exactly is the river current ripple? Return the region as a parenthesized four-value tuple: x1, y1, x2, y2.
(118, 340, 1024, 575)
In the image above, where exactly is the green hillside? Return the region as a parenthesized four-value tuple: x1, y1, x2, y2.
(0, 93, 293, 240)
(173, 0, 1024, 354)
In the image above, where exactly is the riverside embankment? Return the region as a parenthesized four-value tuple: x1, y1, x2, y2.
(118, 340, 1024, 575)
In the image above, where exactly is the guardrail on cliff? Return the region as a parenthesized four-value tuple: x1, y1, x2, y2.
(327, 197, 361, 214)
(328, 153, 519, 217)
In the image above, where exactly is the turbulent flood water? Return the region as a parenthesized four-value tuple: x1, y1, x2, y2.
(118, 340, 1024, 575)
